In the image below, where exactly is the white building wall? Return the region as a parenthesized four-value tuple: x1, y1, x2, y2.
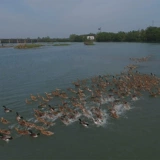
(87, 36, 95, 40)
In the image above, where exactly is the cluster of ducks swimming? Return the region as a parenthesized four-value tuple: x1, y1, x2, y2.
(1, 56, 160, 142)
(129, 56, 151, 63)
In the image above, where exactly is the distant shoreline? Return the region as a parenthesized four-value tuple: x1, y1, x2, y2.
(0, 41, 160, 50)
(1, 26, 160, 43)
(0, 46, 13, 48)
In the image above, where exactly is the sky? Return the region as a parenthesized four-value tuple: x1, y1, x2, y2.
(0, 0, 160, 38)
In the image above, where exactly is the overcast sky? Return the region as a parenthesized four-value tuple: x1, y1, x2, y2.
(0, 0, 160, 38)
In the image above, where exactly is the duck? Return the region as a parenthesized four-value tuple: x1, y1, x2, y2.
(34, 115, 47, 125)
(0, 133, 13, 142)
(42, 97, 50, 102)
(30, 94, 37, 101)
(149, 91, 157, 98)
(45, 92, 52, 96)
(28, 129, 40, 138)
(1, 117, 10, 124)
(123, 101, 130, 110)
(40, 130, 54, 136)
(2, 106, 12, 113)
(79, 119, 89, 127)
(34, 125, 46, 131)
(46, 94, 53, 100)
(15, 128, 30, 135)
(48, 105, 55, 112)
(0, 129, 11, 135)
(16, 112, 23, 121)
(18, 119, 27, 126)
(109, 109, 119, 119)
(34, 109, 45, 117)
(92, 117, 102, 125)
(38, 102, 47, 109)
(60, 115, 70, 126)
(131, 94, 138, 101)
(73, 82, 80, 87)
(25, 98, 32, 104)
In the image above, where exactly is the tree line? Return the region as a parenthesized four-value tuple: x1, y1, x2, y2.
(69, 26, 160, 42)
(0, 37, 70, 43)
(1, 26, 160, 43)
(96, 26, 160, 42)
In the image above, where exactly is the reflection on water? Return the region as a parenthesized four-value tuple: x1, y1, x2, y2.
(0, 43, 160, 160)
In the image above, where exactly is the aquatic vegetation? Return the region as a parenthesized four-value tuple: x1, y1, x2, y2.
(14, 43, 43, 49)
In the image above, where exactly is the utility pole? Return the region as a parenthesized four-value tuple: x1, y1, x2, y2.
(152, 20, 154, 26)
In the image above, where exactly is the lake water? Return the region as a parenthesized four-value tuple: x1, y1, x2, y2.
(0, 42, 160, 160)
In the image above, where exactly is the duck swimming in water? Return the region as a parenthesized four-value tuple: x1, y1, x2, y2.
(48, 105, 55, 112)
(92, 117, 103, 125)
(1, 117, 10, 124)
(28, 129, 40, 138)
(15, 128, 30, 135)
(79, 119, 89, 127)
(2, 106, 12, 113)
(0, 129, 11, 135)
(40, 130, 54, 136)
(16, 112, 23, 121)
(0, 133, 13, 142)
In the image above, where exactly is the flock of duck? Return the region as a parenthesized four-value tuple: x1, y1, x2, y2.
(1, 55, 160, 142)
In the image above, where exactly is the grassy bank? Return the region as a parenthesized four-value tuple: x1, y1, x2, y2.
(15, 43, 43, 49)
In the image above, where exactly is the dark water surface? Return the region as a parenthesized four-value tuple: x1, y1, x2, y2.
(0, 42, 160, 160)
